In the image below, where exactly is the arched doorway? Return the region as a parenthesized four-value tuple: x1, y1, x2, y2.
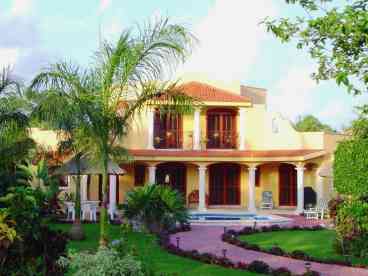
(209, 163, 240, 205)
(156, 163, 186, 196)
(279, 163, 297, 206)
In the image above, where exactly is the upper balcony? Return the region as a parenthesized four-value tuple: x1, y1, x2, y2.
(150, 107, 242, 150)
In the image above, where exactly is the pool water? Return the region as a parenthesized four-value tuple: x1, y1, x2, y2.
(189, 213, 270, 221)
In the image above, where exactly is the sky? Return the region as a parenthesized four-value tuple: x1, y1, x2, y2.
(0, 0, 367, 130)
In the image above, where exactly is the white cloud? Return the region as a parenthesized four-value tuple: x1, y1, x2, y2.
(11, 0, 33, 17)
(0, 48, 20, 69)
(179, 0, 277, 82)
(268, 65, 319, 121)
(98, 0, 111, 14)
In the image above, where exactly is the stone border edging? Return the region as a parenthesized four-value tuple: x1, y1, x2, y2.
(159, 225, 321, 276)
(221, 225, 368, 269)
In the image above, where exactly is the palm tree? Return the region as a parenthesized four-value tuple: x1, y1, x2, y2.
(0, 67, 34, 195)
(32, 88, 87, 240)
(31, 17, 197, 246)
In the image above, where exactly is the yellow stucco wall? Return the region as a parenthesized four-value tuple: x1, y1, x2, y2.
(31, 79, 344, 208)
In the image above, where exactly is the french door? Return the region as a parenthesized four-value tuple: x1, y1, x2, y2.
(279, 164, 297, 206)
(154, 111, 182, 149)
(209, 164, 240, 205)
(207, 109, 236, 149)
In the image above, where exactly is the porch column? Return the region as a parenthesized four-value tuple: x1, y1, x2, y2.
(295, 165, 305, 214)
(193, 108, 201, 150)
(147, 108, 154, 149)
(248, 166, 257, 213)
(148, 165, 156, 184)
(239, 107, 246, 150)
(109, 175, 117, 219)
(198, 164, 207, 211)
(316, 168, 324, 202)
(81, 175, 88, 202)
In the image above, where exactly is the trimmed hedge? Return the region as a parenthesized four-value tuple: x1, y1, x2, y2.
(334, 139, 368, 197)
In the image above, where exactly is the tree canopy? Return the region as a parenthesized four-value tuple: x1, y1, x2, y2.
(264, 0, 368, 97)
(294, 114, 335, 132)
(31, 17, 197, 246)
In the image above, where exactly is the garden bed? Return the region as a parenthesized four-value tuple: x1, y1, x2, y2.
(50, 223, 262, 276)
(222, 225, 368, 268)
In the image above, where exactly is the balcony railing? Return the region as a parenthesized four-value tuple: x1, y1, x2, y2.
(206, 130, 238, 149)
(151, 130, 239, 150)
(154, 129, 183, 149)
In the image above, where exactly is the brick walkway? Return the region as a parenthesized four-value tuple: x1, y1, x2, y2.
(170, 220, 368, 276)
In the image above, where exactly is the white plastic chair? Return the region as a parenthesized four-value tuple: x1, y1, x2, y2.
(65, 201, 75, 221)
(304, 198, 328, 219)
(81, 202, 98, 222)
(260, 191, 274, 209)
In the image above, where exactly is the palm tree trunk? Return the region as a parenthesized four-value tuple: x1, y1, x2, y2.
(68, 154, 85, 240)
(99, 155, 109, 247)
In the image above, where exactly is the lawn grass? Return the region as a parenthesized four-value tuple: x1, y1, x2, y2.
(239, 229, 368, 266)
(50, 223, 262, 276)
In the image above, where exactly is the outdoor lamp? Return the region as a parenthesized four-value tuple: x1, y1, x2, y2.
(176, 237, 180, 248)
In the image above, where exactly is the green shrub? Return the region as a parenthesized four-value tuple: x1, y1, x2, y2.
(336, 199, 368, 258)
(59, 247, 146, 276)
(0, 187, 67, 275)
(123, 185, 188, 234)
(334, 139, 368, 197)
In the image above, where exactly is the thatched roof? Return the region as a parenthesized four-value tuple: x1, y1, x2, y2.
(55, 156, 126, 175)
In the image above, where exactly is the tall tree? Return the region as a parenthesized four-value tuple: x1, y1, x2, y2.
(31, 18, 197, 246)
(0, 67, 34, 195)
(294, 114, 335, 132)
(32, 87, 88, 240)
(264, 1, 368, 97)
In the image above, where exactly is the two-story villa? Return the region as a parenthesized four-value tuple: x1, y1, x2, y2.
(32, 79, 344, 215)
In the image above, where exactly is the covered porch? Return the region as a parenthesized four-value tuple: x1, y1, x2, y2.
(129, 149, 331, 214)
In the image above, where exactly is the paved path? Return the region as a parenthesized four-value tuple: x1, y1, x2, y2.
(170, 225, 368, 276)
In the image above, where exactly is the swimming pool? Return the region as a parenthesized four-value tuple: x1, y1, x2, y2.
(189, 212, 291, 225)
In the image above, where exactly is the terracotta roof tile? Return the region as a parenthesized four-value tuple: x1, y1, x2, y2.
(129, 149, 324, 158)
(179, 81, 250, 103)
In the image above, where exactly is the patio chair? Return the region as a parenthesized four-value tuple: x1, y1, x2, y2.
(304, 198, 329, 219)
(187, 190, 209, 208)
(64, 201, 75, 221)
(260, 191, 274, 209)
(81, 202, 97, 222)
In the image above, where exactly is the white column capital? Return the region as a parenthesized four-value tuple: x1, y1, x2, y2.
(198, 164, 207, 171)
(248, 166, 257, 172)
(295, 163, 305, 171)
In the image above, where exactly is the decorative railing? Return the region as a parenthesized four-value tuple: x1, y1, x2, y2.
(205, 130, 238, 149)
(154, 129, 183, 149)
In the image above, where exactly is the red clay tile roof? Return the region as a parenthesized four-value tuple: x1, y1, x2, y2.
(179, 81, 250, 103)
(129, 149, 324, 159)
